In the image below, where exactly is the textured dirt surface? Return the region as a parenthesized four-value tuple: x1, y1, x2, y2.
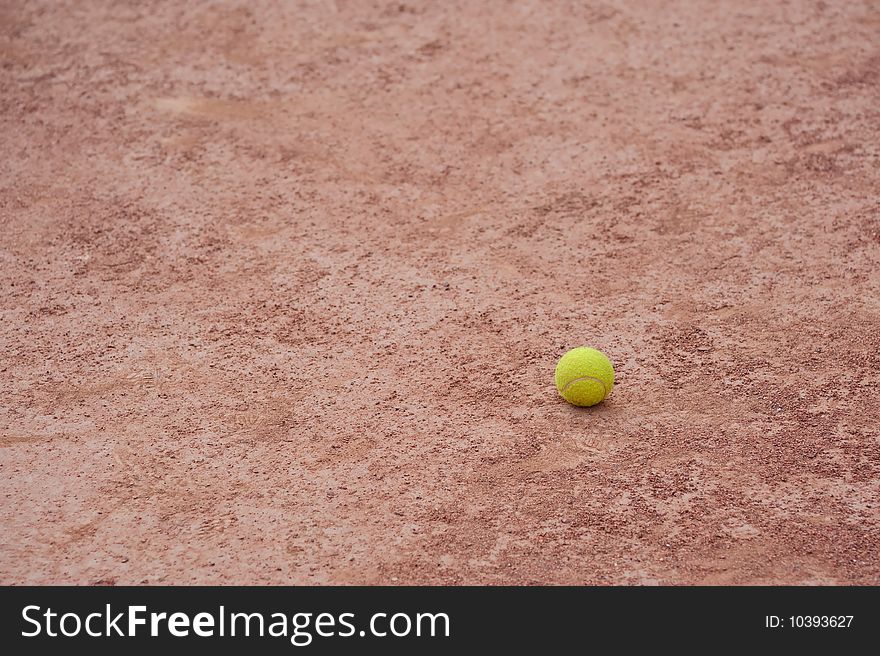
(2, 1, 879, 585)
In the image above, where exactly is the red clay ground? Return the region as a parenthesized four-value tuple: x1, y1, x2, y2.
(2, 1, 879, 585)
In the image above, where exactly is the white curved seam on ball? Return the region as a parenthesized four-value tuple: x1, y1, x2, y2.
(561, 375, 608, 396)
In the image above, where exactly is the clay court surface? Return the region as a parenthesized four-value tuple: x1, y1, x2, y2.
(2, 1, 879, 585)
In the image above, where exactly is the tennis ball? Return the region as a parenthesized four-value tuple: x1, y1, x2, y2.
(554, 347, 615, 407)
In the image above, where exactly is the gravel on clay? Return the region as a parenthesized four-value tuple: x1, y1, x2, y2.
(1, 1, 879, 584)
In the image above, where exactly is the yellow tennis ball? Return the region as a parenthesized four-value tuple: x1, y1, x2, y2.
(554, 347, 615, 407)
